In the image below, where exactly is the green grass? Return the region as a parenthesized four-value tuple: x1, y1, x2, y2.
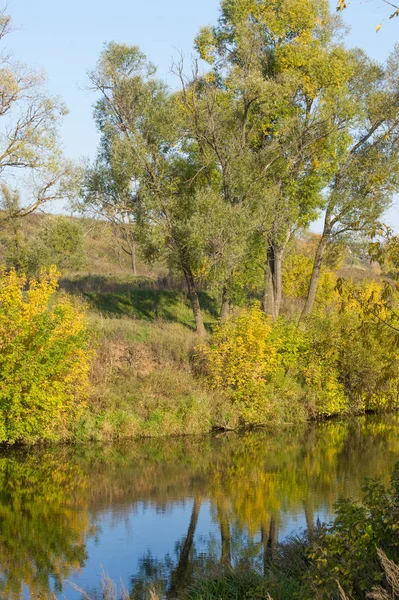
(61, 274, 230, 443)
(182, 569, 302, 600)
(183, 571, 271, 600)
(182, 536, 309, 600)
(62, 275, 219, 331)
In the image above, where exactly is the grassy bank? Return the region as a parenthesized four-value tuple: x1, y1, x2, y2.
(75, 314, 236, 441)
(1, 241, 398, 446)
(64, 273, 399, 443)
(68, 281, 241, 441)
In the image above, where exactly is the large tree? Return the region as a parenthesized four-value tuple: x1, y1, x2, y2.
(192, 0, 359, 318)
(87, 43, 231, 335)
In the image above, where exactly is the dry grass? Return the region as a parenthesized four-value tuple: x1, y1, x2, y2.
(65, 571, 134, 600)
(72, 314, 236, 442)
(367, 550, 399, 600)
(336, 550, 399, 600)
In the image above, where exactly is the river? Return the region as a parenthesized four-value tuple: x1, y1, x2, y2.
(0, 414, 398, 599)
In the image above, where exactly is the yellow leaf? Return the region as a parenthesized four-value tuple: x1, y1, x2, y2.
(376, 24, 382, 32)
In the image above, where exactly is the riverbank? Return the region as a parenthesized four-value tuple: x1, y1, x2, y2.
(66, 279, 399, 443)
(2, 266, 399, 446)
(76, 312, 232, 441)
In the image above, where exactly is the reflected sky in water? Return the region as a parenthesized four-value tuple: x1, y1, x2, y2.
(2, 414, 399, 600)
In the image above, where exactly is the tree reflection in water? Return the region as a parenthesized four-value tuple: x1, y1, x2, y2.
(0, 415, 398, 599)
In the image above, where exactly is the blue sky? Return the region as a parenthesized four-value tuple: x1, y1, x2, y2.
(5, 0, 399, 224)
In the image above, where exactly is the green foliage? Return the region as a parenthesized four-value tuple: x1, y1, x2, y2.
(0, 186, 29, 272)
(0, 267, 92, 443)
(306, 463, 399, 599)
(198, 285, 399, 424)
(183, 571, 271, 600)
(27, 215, 88, 275)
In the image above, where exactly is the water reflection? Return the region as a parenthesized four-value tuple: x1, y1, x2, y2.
(0, 450, 95, 599)
(0, 415, 398, 599)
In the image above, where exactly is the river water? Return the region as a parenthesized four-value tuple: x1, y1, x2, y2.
(0, 415, 398, 599)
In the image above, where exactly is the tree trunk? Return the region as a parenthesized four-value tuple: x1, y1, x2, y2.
(217, 504, 232, 568)
(220, 286, 230, 321)
(183, 267, 206, 336)
(130, 242, 137, 275)
(267, 245, 284, 319)
(300, 228, 331, 320)
(261, 264, 274, 315)
(262, 225, 291, 319)
(167, 497, 201, 598)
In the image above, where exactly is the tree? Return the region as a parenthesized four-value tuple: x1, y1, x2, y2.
(0, 11, 73, 227)
(87, 43, 230, 335)
(301, 48, 399, 318)
(27, 215, 88, 275)
(82, 160, 138, 275)
(193, 0, 359, 318)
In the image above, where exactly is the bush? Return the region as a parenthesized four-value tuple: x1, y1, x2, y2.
(0, 267, 92, 443)
(27, 216, 88, 275)
(306, 463, 399, 599)
(198, 286, 399, 425)
(197, 305, 283, 424)
(301, 281, 399, 416)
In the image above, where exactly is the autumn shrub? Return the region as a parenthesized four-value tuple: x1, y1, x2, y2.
(283, 251, 337, 307)
(0, 267, 92, 444)
(199, 284, 399, 425)
(336, 280, 399, 412)
(299, 313, 348, 417)
(301, 281, 399, 416)
(197, 306, 308, 424)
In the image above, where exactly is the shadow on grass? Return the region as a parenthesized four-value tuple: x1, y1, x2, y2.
(61, 276, 219, 329)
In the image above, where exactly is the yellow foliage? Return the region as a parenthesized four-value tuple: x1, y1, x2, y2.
(198, 306, 281, 423)
(283, 251, 337, 304)
(0, 267, 93, 443)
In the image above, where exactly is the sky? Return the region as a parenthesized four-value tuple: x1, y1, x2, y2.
(4, 0, 399, 225)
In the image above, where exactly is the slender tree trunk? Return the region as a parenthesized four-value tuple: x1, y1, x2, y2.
(130, 241, 137, 275)
(261, 263, 274, 315)
(217, 504, 232, 568)
(167, 497, 201, 598)
(267, 245, 284, 319)
(183, 267, 206, 336)
(220, 286, 230, 321)
(304, 501, 315, 540)
(300, 215, 332, 319)
(262, 225, 290, 319)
